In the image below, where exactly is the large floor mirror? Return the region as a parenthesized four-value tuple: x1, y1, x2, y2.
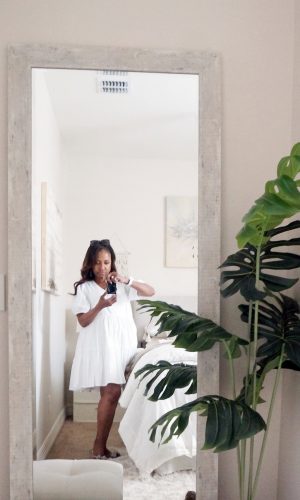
(8, 45, 221, 500)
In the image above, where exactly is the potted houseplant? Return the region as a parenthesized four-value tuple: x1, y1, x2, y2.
(136, 143, 300, 500)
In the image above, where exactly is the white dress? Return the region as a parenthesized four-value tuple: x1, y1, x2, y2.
(69, 280, 139, 391)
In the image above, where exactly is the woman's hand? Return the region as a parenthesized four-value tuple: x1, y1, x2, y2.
(98, 291, 117, 309)
(108, 272, 155, 297)
(77, 291, 116, 327)
(107, 271, 128, 285)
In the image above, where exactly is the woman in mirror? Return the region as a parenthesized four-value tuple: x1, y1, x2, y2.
(69, 239, 155, 459)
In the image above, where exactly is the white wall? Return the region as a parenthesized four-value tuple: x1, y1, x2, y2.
(62, 128, 198, 417)
(62, 152, 198, 300)
(60, 76, 198, 414)
(0, 1, 296, 499)
(32, 70, 66, 457)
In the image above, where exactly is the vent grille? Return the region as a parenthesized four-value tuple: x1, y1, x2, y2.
(96, 71, 129, 94)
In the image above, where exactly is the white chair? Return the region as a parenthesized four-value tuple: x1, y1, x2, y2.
(33, 459, 123, 500)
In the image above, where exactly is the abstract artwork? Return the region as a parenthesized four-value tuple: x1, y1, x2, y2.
(165, 196, 198, 268)
(41, 182, 63, 294)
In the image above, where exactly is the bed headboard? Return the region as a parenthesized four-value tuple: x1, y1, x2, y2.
(131, 295, 198, 343)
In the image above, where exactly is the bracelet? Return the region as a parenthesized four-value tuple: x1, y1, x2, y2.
(126, 277, 134, 287)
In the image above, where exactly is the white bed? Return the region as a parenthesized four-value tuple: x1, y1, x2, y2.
(118, 339, 197, 475)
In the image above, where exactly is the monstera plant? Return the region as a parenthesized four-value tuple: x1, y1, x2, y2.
(136, 143, 300, 500)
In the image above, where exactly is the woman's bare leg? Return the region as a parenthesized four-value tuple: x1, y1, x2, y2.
(92, 383, 121, 456)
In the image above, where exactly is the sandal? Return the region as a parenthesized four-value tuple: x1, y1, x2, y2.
(90, 449, 120, 460)
(91, 454, 109, 460)
(105, 450, 120, 459)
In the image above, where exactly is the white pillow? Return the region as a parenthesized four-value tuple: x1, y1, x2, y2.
(144, 316, 169, 339)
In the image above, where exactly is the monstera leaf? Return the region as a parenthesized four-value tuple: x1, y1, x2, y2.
(220, 221, 300, 300)
(135, 360, 197, 400)
(137, 300, 248, 353)
(147, 395, 266, 452)
(239, 293, 300, 368)
(277, 142, 300, 179)
(236, 143, 300, 249)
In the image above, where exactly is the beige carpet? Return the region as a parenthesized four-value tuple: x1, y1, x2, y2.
(47, 419, 196, 500)
(47, 419, 124, 459)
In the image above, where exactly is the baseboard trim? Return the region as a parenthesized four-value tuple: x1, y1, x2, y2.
(37, 407, 66, 460)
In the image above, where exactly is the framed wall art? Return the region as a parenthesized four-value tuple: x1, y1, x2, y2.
(165, 196, 198, 268)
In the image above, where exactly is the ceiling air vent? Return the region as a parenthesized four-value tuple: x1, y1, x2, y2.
(96, 70, 129, 94)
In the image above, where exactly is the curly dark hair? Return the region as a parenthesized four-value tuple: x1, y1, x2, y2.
(73, 239, 117, 295)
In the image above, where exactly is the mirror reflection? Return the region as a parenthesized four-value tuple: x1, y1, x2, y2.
(32, 68, 198, 493)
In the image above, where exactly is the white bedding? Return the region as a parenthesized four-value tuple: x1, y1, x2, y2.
(119, 341, 197, 474)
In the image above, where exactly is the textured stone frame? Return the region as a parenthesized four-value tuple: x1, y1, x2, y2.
(8, 45, 221, 500)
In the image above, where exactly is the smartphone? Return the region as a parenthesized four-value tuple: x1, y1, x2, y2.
(107, 281, 117, 294)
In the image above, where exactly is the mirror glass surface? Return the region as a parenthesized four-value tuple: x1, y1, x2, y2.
(31, 68, 199, 472)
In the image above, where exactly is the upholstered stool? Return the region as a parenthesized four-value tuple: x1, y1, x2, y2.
(33, 459, 123, 500)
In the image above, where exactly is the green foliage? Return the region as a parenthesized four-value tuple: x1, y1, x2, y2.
(147, 399, 199, 445)
(236, 143, 300, 249)
(135, 360, 197, 399)
(220, 221, 300, 301)
(136, 143, 300, 500)
(202, 397, 266, 452)
(239, 293, 300, 367)
(147, 396, 266, 451)
(138, 300, 248, 352)
(237, 356, 282, 407)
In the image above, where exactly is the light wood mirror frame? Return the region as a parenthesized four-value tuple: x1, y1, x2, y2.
(8, 44, 221, 500)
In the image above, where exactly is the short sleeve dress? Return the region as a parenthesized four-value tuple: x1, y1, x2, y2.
(69, 280, 139, 391)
